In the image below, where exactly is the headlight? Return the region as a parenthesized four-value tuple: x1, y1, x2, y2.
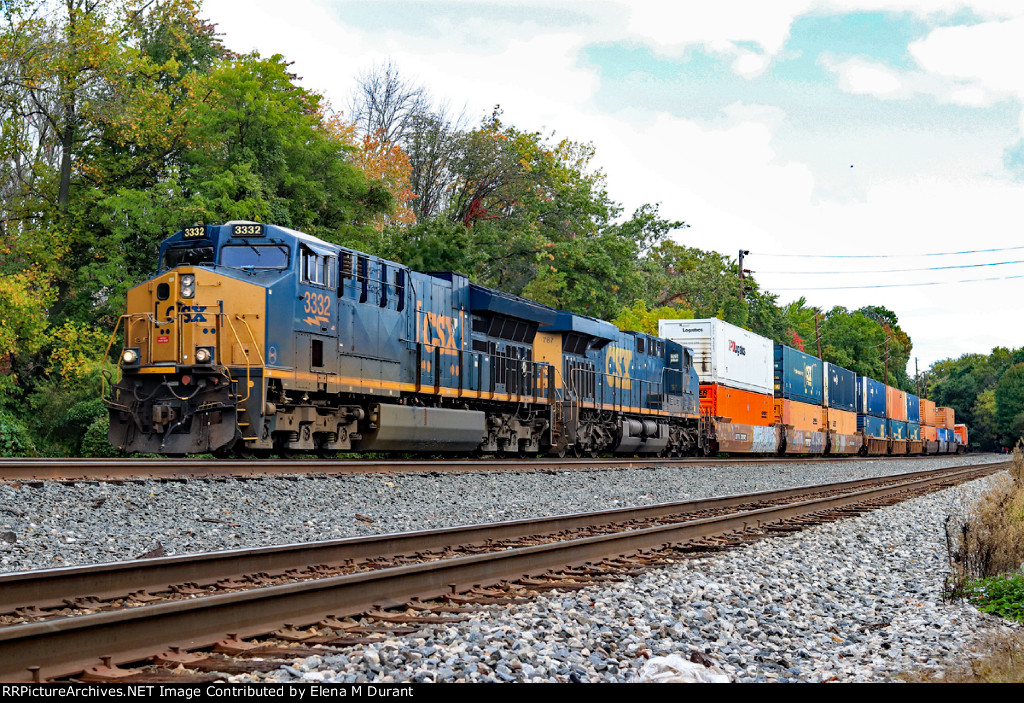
(121, 348, 140, 366)
(194, 347, 213, 364)
(180, 274, 195, 299)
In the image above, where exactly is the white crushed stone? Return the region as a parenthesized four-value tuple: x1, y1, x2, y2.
(0, 453, 1015, 682)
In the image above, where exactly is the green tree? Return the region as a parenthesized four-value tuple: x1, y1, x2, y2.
(638, 241, 746, 325)
(611, 299, 693, 336)
(995, 363, 1024, 445)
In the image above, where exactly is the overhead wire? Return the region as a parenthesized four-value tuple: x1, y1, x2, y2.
(751, 245, 1024, 258)
(769, 273, 1024, 291)
(760, 259, 1024, 275)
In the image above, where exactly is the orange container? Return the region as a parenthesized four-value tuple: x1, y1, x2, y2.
(774, 398, 824, 432)
(886, 387, 907, 421)
(699, 385, 773, 426)
(936, 407, 955, 429)
(920, 398, 938, 426)
(954, 424, 968, 444)
(921, 424, 938, 441)
(825, 408, 857, 435)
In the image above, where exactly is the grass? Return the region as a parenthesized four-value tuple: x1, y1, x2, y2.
(967, 574, 1024, 623)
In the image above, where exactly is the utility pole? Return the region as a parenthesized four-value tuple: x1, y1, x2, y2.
(915, 357, 920, 397)
(738, 249, 751, 300)
(814, 310, 822, 359)
(883, 329, 890, 386)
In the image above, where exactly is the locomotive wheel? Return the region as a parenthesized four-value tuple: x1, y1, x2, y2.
(517, 439, 531, 459)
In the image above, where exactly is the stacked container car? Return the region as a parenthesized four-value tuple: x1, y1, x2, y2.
(934, 405, 960, 454)
(773, 344, 826, 454)
(856, 375, 888, 455)
(917, 398, 959, 454)
(823, 362, 861, 454)
(906, 394, 923, 454)
(886, 386, 908, 455)
(657, 319, 776, 453)
(920, 397, 939, 453)
(953, 424, 969, 450)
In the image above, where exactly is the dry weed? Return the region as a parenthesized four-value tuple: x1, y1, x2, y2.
(903, 631, 1024, 683)
(945, 443, 1024, 593)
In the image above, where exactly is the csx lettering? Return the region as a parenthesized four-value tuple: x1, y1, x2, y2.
(415, 302, 458, 349)
(165, 305, 207, 323)
(606, 347, 633, 389)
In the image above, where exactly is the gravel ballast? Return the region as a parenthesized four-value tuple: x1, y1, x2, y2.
(0, 453, 1016, 682)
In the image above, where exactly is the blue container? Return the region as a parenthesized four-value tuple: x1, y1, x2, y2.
(908, 423, 921, 441)
(824, 362, 857, 412)
(774, 345, 823, 404)
(856, 376, 886, 417)
(938, 427, 951, 442)
(906, 394, 921, 424)
(857, 414, 887, 439)
(887, 419, 907, 440)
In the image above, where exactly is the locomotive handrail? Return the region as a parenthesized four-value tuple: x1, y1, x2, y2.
(414, 343, 550, 404)
(100, 313, 128, 399)
(568, 366, 667, 416)
(216, 313, 258, 404)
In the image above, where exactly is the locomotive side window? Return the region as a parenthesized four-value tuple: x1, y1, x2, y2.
(300, 247, 337, 288)
(303, 249, 323, 285)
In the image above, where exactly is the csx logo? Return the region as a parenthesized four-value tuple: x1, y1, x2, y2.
(728, 340, 746, 355)
(416, 302, 458, 350)
(606, 347, 633, 389)
(165, 304, 208, 323)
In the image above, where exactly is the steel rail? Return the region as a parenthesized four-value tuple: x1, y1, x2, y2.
(0, 462, 1005, 615)
(0, 453, 975, 481)
(0, 462, 1002, 682)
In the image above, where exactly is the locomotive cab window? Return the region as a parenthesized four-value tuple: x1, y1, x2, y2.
(164, 245, 214, 269)
(220, 244, 289, 269)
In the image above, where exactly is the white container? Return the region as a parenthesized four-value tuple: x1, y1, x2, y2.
(658, 318, 773, 395)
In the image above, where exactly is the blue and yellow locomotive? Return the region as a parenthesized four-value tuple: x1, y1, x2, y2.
(106, 222, 702, 457)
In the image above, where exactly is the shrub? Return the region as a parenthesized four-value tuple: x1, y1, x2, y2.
(946, 443, 1024, 598)
(0, 411, 37, 457)
(81, 415, 118, 458)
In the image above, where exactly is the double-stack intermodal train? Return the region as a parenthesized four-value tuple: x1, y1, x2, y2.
(105, 222, 966, 458)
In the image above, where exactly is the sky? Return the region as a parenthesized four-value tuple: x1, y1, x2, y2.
(203, 0, 1024, 373)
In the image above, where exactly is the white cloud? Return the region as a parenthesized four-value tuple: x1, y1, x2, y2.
(910, 16, 1024, 100)
(829, 57, 904, 98)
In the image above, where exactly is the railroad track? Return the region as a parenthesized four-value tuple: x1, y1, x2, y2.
(0, 452, 966, 481)
(0, 460, 1006, 682)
